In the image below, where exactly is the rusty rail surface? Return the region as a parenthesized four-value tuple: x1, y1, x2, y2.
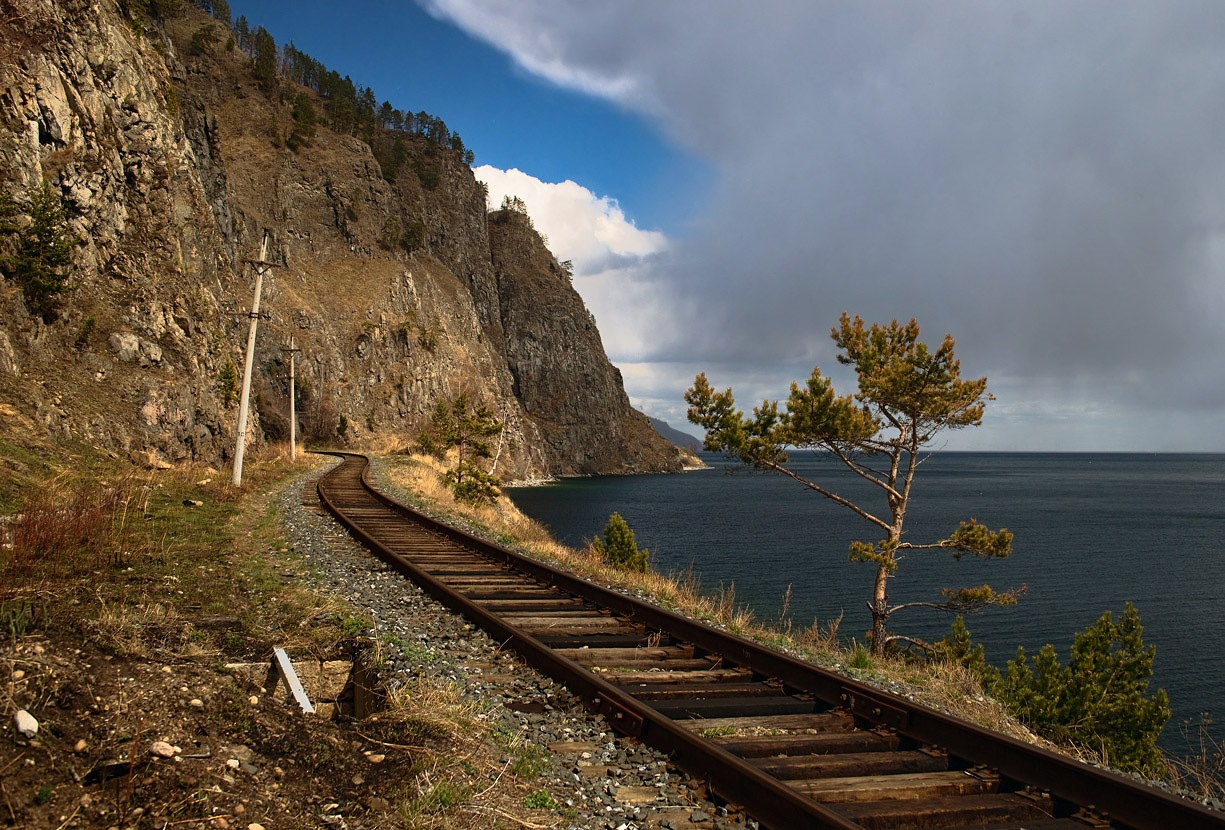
(316, 452, 1223, 830)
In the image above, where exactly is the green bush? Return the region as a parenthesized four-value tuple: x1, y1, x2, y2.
(0, 183, 78, 321)
(591, 513, 649, 573)
(217, 359, 238, 406)
(945, 605, 1170, 776)
(417, 393, 503, 505)
(997, 603, 1170, 775)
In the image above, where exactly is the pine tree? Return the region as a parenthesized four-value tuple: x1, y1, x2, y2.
(932, 616, 997, 685)
(416, 393, 503, 505)
(996, 603, 1170, 775)
(591, 513, 650, 573)
(0, 183, 77, 321)
(217, 358, 238, 406)
(687, 314, 1015, 654)
(287, 93, 316, 151)
(234, 16, 251, 55)
(252, 27, 277, 92)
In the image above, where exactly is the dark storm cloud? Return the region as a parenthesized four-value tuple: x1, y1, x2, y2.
(426, 1, 1225, 444)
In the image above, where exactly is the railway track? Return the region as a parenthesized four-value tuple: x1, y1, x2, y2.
(316, 452, 1222, 830)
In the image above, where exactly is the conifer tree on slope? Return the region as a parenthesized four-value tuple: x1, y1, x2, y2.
(686, 313, 1016, 655)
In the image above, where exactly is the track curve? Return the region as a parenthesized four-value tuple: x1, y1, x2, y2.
(316, 452, 1222, 830)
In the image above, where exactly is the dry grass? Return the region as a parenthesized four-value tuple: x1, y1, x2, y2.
(0, 473, 141, 597)
(1165, 716, 1225, 803)
(93, 597, 189, 658)
(372, 678, 558, 829)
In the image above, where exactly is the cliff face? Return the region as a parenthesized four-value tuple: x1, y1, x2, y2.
(489, 211, 675, 474)
(0, 0, 681, 477)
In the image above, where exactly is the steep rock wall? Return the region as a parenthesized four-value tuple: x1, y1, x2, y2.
(490, 210, 678, 474)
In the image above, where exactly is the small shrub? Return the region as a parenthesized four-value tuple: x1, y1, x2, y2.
(0, 183, 78, 321)
(411, 156, 440, 190)
(590, 513, 649, 573)
(995, 604, 1170, 776)
(524, 789, 557, 810)
(417, 321, 439, 352)
(189, 23, 216, 56)
(401, 219, 425, 254)
(74, 315, 95, 350)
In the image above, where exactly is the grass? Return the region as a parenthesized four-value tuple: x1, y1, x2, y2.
(0, 442, 354, 660)
(1, 438, 568, 828)
(509, 744, 552, 780)
(375, 678, 560, 828)
(523, 790, 557, 810)
(1167, 715, 1225, 803)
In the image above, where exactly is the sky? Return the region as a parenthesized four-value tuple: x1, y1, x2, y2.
(234, 1, 1225, 451)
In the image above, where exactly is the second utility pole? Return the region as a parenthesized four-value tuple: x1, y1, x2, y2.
(284, 333, 301, 461)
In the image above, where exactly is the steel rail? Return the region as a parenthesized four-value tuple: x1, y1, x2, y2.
(316, 451, 1224, 830)
(317, 454, 861, 829)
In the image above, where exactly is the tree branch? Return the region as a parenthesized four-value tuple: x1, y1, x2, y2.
(760, 460, 892, 533)
(827, 444, 903, 502)
(887, 600, 962, 615)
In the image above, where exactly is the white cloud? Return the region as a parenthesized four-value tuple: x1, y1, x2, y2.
(475, 166, 665, 263)
(474, 165, 673, 361)
(418, 1, 646, 103)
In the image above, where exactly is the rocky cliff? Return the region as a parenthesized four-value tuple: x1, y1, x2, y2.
(0, 0, 681, 477)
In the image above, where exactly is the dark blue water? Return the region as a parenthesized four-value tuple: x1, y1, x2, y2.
(507, 452, 1225, 754)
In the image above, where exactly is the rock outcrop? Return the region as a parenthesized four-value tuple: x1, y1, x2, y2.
(0, 0, 681, 477)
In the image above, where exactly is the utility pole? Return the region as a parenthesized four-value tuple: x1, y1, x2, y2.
(283, 334, 301, 461)
(232, 230, 274, 486)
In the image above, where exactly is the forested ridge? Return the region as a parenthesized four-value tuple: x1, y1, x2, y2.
(184, 0, 474, 171)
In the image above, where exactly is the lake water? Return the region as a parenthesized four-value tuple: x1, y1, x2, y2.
(506, 452, 1225, 754)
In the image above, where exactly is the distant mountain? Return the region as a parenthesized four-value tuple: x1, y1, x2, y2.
(648, 417, 703, 451)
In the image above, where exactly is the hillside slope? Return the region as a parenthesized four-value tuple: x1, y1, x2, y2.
(0, 0, 681, 477)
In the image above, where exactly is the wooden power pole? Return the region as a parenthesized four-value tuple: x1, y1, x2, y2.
(283, 334, 302, 461)
(232, 231, 275, 486)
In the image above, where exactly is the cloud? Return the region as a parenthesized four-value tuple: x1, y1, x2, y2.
(474, 165, 672, 358)
(439, 2, 1225, 449)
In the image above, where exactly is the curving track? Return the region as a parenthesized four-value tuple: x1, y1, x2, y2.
(316, 452, 1223, 830)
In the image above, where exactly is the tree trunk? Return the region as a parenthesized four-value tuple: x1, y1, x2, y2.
(869, 561, 890, 656)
